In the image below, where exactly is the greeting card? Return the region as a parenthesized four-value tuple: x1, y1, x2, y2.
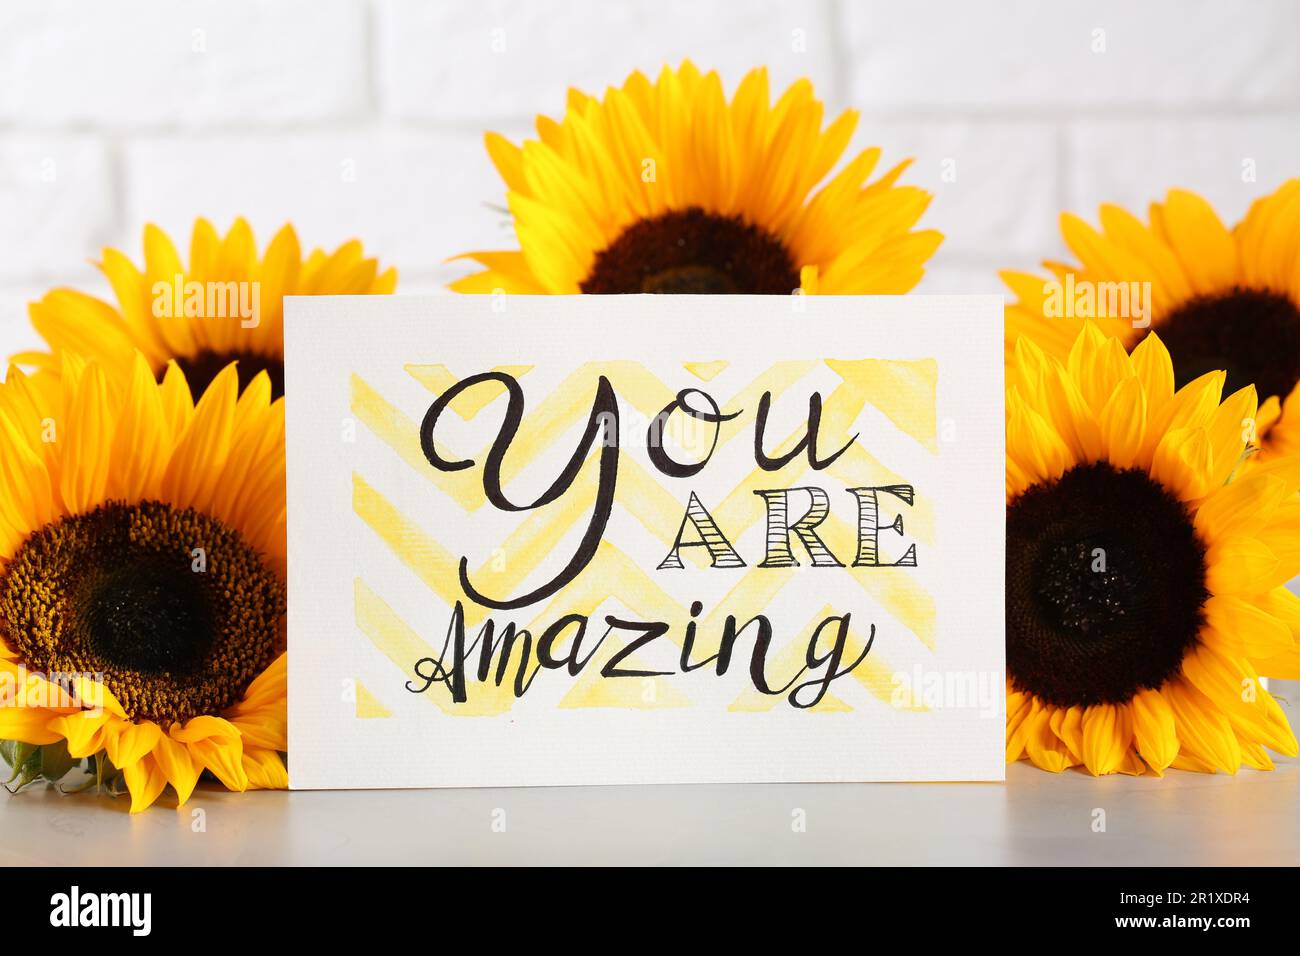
(284, 295, 1005, 787)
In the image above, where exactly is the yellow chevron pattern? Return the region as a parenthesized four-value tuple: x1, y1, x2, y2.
(350, 358, 939, 717)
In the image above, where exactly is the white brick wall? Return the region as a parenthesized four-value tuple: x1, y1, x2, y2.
(0, 0, 370, 128)
(845, 0, 1300, 110)
(1, 0, 1298, 358)
(1067, 118, 1300, 226)
(0, 136, 114, 283)
(378, 0, 837, 122)
(124, 127, 517, 278)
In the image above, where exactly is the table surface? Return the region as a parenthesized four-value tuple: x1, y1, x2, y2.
(3, 750, 1297, 866)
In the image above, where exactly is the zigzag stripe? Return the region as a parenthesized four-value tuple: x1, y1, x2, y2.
(354, 473, 935, 714)
(350, 358, 941, 714)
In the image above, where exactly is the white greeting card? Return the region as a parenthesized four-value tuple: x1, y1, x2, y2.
(284, 295, 1005, 788)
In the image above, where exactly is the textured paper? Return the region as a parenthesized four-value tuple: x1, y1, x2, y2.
(284, 295, 1005, 789)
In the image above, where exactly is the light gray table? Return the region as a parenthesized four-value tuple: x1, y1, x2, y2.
(3, 754, 1296, 866)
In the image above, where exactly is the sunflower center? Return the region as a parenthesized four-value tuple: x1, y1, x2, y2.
(172, 350, 285, 401)
(1006, 462, 1207, 707)
(0, 501, 284, 725)
(83, 559, 213, 675)
(580, 207, 801, 294)
(1153, 287, 1300, 400)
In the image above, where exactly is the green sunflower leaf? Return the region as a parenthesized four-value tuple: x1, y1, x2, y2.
(2, 740, 40, 787)
(40, 740, 76, 783)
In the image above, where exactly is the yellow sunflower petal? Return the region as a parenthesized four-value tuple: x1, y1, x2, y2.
(123, 753, 169, 814)
(57, 362, 112, 514)
(20, 219, 393, 397)
(0, 707, 64, 745)
(1205, 596, 1292, 659)
(46, 710, 114, 759)
(1205, 384, 1257, 486)
(1098, 374, 1146, 467)
(1163, 678, 1241, 773)
(1005, 689, 1034, 762)
(170, 716, 248, 792)
(1129, 332, 1175, 421)
(151, 733, 201, 807)
(1204, 537, 1281, 596)
(1007, 388, 1073, 488)
(1180, 643, 1297, 757)
(1157, 189, 1239, 295)
(1048, 704, 1084, 762)
(242, 748, 288, 790)
(230, 655, 288, 712)
(105, 352, 170, 501)
(1195, 472, 1291, 542)
(1130, 688, 1178, 775)
(229, 710, 286, 752)
(102, 719, 163, 771)
(0, 411, 55, 538)
(1150, 426, 1214, 500)
(1023, 705, 1074, 773)
(451, 62, 938, 296)
(1067, 323, 1131, 415)
(1080, 703, 1129, 775)
(160, 362, 238, 510)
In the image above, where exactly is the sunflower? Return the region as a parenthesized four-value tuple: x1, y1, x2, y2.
(1005, 323, 1300, 775)
(0, 352, 287, 811)
(19, 218, 396, 400)
(451, 60, 941, 296)
(1004, 179, 1300, 460)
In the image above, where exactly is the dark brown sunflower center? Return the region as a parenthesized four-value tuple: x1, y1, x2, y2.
(580, 207, 800, 294)
(1151, 287, 1300, 400)
(0, 501, 284, 724)
(171, 350, 285, 401)
(1006, 462, 1207, 707)
(83, 558, 213, 674)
